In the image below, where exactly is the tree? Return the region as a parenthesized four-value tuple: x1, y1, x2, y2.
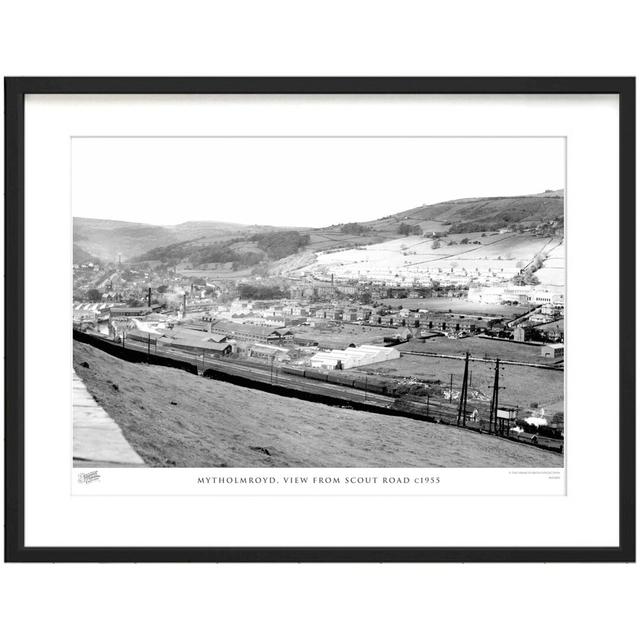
(460, 237, 470, 245)
(398, 222, 421, 236)
(157, 284, 168, 294)
(86, 288, 101, 302)
(431, 239, 441, 249)
(551, 411, 564, 425)
(340, 222, 371, 235)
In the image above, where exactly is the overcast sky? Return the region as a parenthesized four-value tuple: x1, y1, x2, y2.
(72, 137, 564, 228)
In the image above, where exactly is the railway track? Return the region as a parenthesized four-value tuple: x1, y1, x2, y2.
(74, 331, 563, 455)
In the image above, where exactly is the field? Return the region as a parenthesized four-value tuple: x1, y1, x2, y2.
(534, 241, 565, 286)
(377, 297, 530, 317)
(294, 231, 564, 288)
(399, 335, 558, 365)
(358, 352, 564, 415)
(73, 341, 561, 467)
(176, 266, 255, 280)
(294, 323, 401, 348)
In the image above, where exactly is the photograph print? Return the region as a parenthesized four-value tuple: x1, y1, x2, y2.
(72, 136, 565, 471)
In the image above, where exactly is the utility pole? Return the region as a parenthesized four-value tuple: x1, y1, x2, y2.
(147, 332, 151, 360)
(457, 352, 470, 427)
(449, 373, 453, 404)
(488, 358, 506, 434)
(147, 287, 152, 308)
(364, 373, 368, 402)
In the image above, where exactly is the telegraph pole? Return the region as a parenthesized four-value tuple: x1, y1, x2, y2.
(488, 358, 506, 434)
(457, 352, 470, 427)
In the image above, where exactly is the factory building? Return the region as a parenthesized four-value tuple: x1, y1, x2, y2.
(309, 344, 400, 370)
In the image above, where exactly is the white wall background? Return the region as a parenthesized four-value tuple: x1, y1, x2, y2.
(1, 2, 638, 640)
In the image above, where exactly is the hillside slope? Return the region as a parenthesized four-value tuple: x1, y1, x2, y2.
(73, 217, 291, 261)
(365, 190, 564, 234)
(73, 342, 561, 468)
(74, 189, 563, 264)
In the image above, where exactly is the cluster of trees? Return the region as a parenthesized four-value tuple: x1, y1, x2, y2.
(132, 229, 310, 270)
(86, 288, 102, 302)
(340, 222, 371, 235)
(449, 221, 505, 234)
(513, 251, 546, 286)
(237, 283, 288, 299)
(398, 222, 422, 236)
(250, 230, 311, 260)
(133, 238, 205, 263)
(189, 245, 243, 266)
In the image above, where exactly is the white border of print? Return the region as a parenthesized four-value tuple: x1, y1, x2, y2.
(24, 94, 618, 548)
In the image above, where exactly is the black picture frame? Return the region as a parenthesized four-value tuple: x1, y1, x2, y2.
(4, 77, 636, 563)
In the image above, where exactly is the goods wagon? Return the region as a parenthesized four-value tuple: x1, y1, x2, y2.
(127, 331, 158, 346)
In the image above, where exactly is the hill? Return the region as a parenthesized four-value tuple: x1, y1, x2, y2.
(74, 188, 563, 265)
(73, 342, 561, 468)
(129, 229, 312, 269)
(74, 218, 188, 261)
(73, 217, 294, 262)
(73, 243, 100, 264)
(363, 190, 564, 235)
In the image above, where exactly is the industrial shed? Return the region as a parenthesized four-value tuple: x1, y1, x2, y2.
(309, 344, 400, 370)
(540, 343, 564, 358)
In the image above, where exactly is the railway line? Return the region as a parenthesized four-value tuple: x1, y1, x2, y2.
(74, 331, 563, 456)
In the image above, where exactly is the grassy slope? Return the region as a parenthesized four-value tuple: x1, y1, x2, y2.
(73, 217, 279, 262)
(73, 342, 561, 468)
(368, 193, 564, 229)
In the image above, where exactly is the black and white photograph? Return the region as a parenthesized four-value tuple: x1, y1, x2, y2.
(72, 136, 566, 472)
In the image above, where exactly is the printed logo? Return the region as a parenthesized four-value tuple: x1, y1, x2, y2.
(78, 470, 101, 484)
